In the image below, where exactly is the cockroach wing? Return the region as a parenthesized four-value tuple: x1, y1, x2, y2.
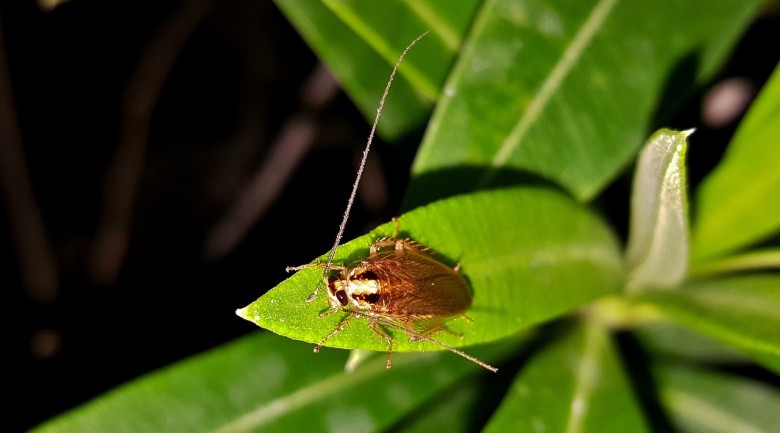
(362, 249, 472, 319)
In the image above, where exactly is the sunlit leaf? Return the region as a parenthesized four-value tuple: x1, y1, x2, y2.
(238, 186, 623, 355)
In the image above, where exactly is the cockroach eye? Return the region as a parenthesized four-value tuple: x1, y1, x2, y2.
(335, 290, 348, 306)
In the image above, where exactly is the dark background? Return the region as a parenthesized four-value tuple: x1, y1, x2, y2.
(3, 1, 777, 432)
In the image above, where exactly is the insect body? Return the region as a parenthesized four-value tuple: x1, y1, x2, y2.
(288, 222, 498, 373)
(325, 236, 471, 321)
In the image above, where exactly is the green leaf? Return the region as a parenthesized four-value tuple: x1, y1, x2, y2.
(238, 186, 623, 355)
(407, 0, 762, 204)
(654, 363, 780, 433)
(31, 332, 521, 433)
(689, 247, 780, 279)
(482, 322, 648, 433)
(632, 274, 780, 374)
(321, 0, 481, 100)
(693, 62, 780, 261)
(633, 322, 748, 365)
(272, 0, 433, 139)
(626, 128, 692, 290)
(392, 377, 484, 433)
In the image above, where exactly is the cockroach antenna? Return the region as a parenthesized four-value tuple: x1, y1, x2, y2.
(300, 31, 430, 302)
(283, 35, 498, 372)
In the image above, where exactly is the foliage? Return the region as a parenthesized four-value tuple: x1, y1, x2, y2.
(31, 1, 780, 432)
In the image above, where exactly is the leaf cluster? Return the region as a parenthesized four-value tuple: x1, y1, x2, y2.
(32, 1, 780, 432)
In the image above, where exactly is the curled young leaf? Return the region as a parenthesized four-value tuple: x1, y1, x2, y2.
(626, 128, 693, 291)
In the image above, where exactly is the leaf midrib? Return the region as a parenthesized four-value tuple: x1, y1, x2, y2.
(564, 323, 603, 433)
(478, 0, 621, 187)
(209, 357, 390, 433)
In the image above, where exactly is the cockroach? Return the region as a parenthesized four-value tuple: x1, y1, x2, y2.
(287, 32, 497, 373)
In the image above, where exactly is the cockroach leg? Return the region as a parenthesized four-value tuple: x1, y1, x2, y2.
(391, 216, 401, 237)
(370, 238, 397, 255)
(284, 262, 346, 302)
(413, 332, 499, 373)
(317, 306, 339, 318)
(286, 262, 346, 272)
(408, 322, 461, 341)
(369, 320, 394, 368)
(314, 313, 354, 353)
(285, 263, 312, 272)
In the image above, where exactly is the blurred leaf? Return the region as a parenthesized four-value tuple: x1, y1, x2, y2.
(272, 0, 433, 138)
(689, 247, 780, 279)
(31, 332, 521, 433)
(632, 274, 780, 374)
(391, 377, 483, 433)
(626, 128, 692, 290)
(238, 186, 623, 354)
(654, 363, 780, 433)
(482, 322, 648, 433)
(633, 322, 749, 365)
(693, 62, 780, 261)
(407, 0, 762, 204)
(321, 0, 481, 99)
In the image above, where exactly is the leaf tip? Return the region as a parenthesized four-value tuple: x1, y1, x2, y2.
(235, 306, 251, 321)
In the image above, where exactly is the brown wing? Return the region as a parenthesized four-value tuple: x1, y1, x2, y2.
(361, 249, 472, 319)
